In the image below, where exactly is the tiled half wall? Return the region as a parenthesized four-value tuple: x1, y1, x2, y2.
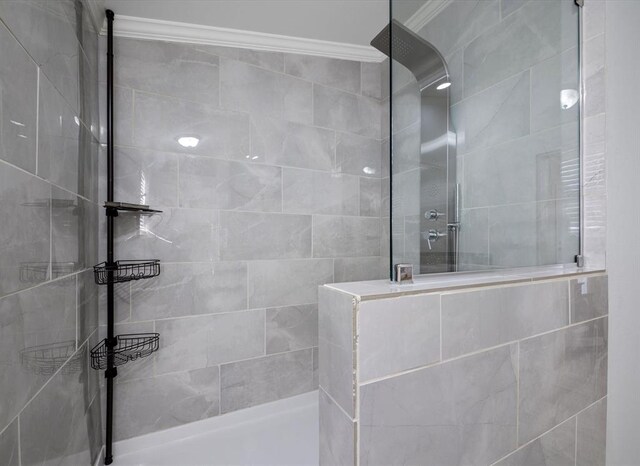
(319, 273, 608, 465)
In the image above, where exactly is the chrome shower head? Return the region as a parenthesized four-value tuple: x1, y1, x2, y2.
(371, 19, 449, 91)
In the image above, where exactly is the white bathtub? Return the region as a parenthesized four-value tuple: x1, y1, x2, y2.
(110, 391, 319, 466)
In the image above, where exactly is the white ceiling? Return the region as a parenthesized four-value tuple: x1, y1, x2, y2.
(103, 0, 425, 47)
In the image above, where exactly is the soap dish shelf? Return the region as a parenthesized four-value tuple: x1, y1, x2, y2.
(90, 333, 160, 370)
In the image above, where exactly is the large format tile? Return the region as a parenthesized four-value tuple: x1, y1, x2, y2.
(37, 74, 80, 194)
(576, 397, 607, 466)
(250, 117, 334, 170)
(109, 146, 178, 207)
(359, 344, 517, 466)
(0, 163, 50, 295)
(0, 0, 81, 112)
(0, 20, 38, 173)
(461, 135, 578, 209)
(314, 85, 380, 139)
(19, 344, 99, 466)
(283, 168, 359, 216)
(154, 310, 264, 375)
(313, 216, 380, 258)
(441, 281, 569, 358)
(131, 262, 247, 321)
(134, 92, 250, 159)
(318, 287, 355, 417)
(285, 54, 361, 94)
(248, 259, 333, 308)
(584, 34, 605, 118)
(237, 49, 284, 73)
(458, 208, 489, 269)
(361, 61, 386, 101)
(358, 293, 440, 381)
(530, 47, 580, 133)
(0, 418, 19, 466)
(417, 0, 500, 58)
(451, 71, 530, 155)
(116, 208, 219, 263)
(463, 0, 578, 96)
(220, 348, 314, 413)
(570, 275, 608, 324)
(99, 85, 133, 146)
(319, 388, 355, 466)
(488, 199, 578, 268)
(220, 211, 311, 260)
(335, 133, 382, 179)
(115, 366, 220, 441)
(333, 257, 385, 283)
(494, 418, 576, 466)
(113, 37, 220, 104)
(179, 156, 281, 211)
(221, 58, 312, 125)
(51, 187, 84, 275)
(266, 304, 318, 354)
(78, 269, 99, 347)
(519, 318, 608, 444)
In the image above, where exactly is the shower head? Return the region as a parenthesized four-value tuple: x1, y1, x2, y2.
(371, 19, 449, 91)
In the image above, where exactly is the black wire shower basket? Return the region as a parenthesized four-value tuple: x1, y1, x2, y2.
(90, 333, 160, 370)
(93, 259, 160, 285)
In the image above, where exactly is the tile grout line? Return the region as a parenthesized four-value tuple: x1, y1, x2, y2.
(35, 67, 40, 176)
(516, 340, 520, 447)
(359, 313, 607, 387)
(17, 415, 21, 466)
(575, 412, 578, 466)
(75, 274, 79, 351)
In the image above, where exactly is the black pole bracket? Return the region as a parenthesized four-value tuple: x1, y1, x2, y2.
(104, 367, 118, 379)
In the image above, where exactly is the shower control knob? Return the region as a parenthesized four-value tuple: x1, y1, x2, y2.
(423, 229, 446, 250)
(425, 209, 443, 220)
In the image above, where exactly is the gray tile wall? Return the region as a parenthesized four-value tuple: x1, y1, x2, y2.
(0, 0, 101, 464)
(391, 0, 606, 271)
(318, 272, 608, 465)
(99, 36, 386, 440)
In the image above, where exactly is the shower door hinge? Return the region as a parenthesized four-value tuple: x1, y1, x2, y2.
(575, 0, 584, 7)
(575, 254, 585, 267)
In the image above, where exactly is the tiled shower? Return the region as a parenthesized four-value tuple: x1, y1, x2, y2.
(98, 35, 388, 440)
(0, 0, 614, 465)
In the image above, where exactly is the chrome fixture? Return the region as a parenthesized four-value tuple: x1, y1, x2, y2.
(423, 229, 446, 250)
(392, 263, 414, 284)
(370, 19, 449, 91)
(425, 209, 443, 221)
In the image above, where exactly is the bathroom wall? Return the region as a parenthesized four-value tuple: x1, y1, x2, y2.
(0, 0, 102, 464)
(97, 36, 386, 439)
(319, 272, 608, 465)
(391, 0, 606, 271)
(604, 1, 640, 463)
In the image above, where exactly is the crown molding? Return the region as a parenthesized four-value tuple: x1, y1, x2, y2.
(99, 15, 386, 63)
(404, 0, 453, 32)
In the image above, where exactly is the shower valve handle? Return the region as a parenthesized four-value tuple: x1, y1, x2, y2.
(423, 229, 446, 250)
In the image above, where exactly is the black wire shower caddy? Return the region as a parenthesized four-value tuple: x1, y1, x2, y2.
(90, 10, 162, 465)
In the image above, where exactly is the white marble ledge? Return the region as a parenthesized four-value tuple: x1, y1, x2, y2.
(324, 264, 606, 301)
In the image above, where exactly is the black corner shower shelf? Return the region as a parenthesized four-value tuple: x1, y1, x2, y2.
(93, 259, 161, 285)
(104, 201, 162, 215)
(90, 333, 160, 370)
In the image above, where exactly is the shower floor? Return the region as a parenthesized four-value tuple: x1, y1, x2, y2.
(112, 391, 319, 466)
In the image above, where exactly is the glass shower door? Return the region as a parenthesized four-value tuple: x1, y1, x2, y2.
(383, 0, 581, 277)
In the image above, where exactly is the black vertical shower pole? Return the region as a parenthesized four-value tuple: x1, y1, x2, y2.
(105, 9, 116, 466)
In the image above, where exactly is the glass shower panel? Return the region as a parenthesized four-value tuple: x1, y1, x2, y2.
(386, 0, 581, 275)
